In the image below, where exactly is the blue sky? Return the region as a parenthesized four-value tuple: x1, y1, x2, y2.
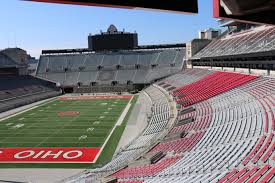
(0, 0, 220, 58)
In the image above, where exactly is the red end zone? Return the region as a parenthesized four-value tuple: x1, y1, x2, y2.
(58, 95, 132, 101)
(0, 148, 100, 163)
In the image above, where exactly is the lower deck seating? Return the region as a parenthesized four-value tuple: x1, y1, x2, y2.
(120, 71, 275, 183)
(157, 68, 213, 89)
(148, 132, 204, 154)
(0, 75, 60, 113)
(65, 69, 275, 183)
(141, 73, 275, 183)
(219, 164, 272, 183)
(112, 157, 180, 178)
(117, 180, 144, 183)
(173, 71, 257, 107)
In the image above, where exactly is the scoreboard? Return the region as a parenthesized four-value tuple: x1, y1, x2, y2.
(88, 32, 138, 51)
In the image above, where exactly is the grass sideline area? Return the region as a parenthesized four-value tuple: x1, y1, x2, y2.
(0, 95, 138, 168)
(89, 95, 139, 169)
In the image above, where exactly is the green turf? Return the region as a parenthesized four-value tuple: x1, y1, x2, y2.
(0, 95, 138, 168)
(89, 95, 139, 169)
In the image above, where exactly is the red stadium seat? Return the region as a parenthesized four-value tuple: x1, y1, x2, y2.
(246, 164, 270, 183)
(235, 166, 258, 183)
(260, 167, 275, 183)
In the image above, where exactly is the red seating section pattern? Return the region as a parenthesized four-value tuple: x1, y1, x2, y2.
(107, 71, 275, 183)
(148, 132, 204, 154)
(171, 102, 213, 133)
(220, 165, 273, 183)
(218, 169, 238, 183)
(242, 136, 266, 165)
(117, 180, 143, 183)
(173, 72, 257, 107)
(260, 167, 275, 183)
(248, 92, 275, 133)
(112, 157, 180, 178)
(235, 166, 258, 183)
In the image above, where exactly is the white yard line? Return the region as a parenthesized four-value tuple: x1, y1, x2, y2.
(92, 96, 134, 163)
(0, 98, 61, 144)
(116, 100, 133, 126)
(0, 96, 59, 122)
(35, 101, 81, 147)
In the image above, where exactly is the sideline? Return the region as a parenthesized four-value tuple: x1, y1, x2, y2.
(92, 96, 134, 163)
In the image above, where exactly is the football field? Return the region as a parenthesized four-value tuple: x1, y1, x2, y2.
(0, 95, 135, 167)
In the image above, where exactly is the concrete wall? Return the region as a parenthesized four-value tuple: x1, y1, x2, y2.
(186, 39, 212, 59)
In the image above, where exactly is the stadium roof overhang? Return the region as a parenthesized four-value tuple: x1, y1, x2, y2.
(27, 0, 198, 14)
(41, 43, 186, 55)
(193, 50, 275, 61)
(214, 0, 275, 25)
(25, 0, 275, 25)
(218, 19, 256, 27)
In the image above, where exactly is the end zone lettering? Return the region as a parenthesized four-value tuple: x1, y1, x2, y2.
(0, 148, 100, 163)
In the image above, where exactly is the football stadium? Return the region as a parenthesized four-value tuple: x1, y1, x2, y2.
(0, 0, 275, 183)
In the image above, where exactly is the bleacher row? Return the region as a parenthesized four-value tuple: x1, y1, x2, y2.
(0, 75, 60, 113)
(113, 69, 275, 183)
(112, 157, 181, 179)
(172, 72, 257, 107)
(67, 68, 275, 183)
(36, 49, 185, 86)
(192, 25, 275, 59)
(158, 68, 214, 89)
(148, 132, 204, 154)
